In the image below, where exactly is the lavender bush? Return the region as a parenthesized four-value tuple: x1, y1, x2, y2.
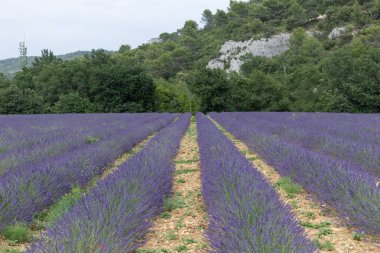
(0, 113, 176, 229)
(221, 112, 380, 177)
(211, 112, 380, 234)
(28, 113, 191, 253)
(0, 114, 164, 174)
(197, 113, 315, 252)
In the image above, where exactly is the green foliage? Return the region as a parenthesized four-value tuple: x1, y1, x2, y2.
(321, 41, 380, 112)
(318, 227, 333, 238)
(175, 245, 188, 252)
(352, 231, 365, 241)
(52, 92, 93, 113)
(183, 237, 197, 245)
(85, 136, 101, 144)
(276, 177, 303, 195)
(313, 239, 334, 251)
(136, 249, 169, 253)
(175, 169, 197, 175)
(0, 223, 31, 243)
(287, 0, 308, 30)
(300, 220, 331, 229)
(190, 68, 231, 112)
(0, 246, 24, 253)
(166, 230, 178, 240)
(177, 178, 186, 184)
(43, 187, 83, 225)
(163, 196, 186, 212)
(0, 50, 155, 114)
(159, 212, 172, 219)
(155, 78, 198, 113)
(0, 0, 379, 114)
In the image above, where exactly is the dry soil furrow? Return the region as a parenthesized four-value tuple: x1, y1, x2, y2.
(139, 118, 209, 253)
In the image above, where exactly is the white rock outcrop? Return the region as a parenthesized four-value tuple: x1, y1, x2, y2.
(328, 27, 347, 40)
(207, 33, 291, 73)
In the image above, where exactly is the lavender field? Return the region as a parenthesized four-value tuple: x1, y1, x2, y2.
(0, 112, 379, 252)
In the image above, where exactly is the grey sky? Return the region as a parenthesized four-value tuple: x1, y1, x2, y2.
(0, 0, 229, 59)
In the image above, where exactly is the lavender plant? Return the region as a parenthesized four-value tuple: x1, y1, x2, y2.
(221, 112, 380, 177)
(28, 113, 191, 253)
(211, 112, 380, 234)
(0, 113, 176, 230)
(197, 113, 316, 252)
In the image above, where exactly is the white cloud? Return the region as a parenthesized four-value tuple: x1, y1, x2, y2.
(0, 0, 229, 59)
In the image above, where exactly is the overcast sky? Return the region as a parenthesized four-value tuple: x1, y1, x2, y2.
(0, 0, 229, 59)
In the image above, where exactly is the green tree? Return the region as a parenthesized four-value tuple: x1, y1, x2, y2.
(202, 9, 215, 29)
(52, 92, 93, 113)
(90, 62, 155, 112)
(286, 0, 308, 30)
(352, 1, 366, 26)
(190, 68, 231, 112)
(321, 41, 380, 112)
(0, 85, 42, 114)
(243, 70, 288, 111)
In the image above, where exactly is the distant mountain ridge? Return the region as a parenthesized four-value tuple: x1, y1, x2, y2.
(0, 51, 90, 77)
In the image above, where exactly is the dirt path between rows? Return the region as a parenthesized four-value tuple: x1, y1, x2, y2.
(0, 133, 156, 253)
(211, 118, 380, 253)
(138, 118, 209, 253)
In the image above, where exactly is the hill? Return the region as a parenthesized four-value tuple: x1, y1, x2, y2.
(0, 0, 379, 114)
(0, 51, 90, 77)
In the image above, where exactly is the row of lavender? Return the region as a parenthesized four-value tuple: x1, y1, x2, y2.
(28, 113, 191, 252)
(197, 113, 316, 252)
(0, 114, 161, 175)
(0, 113, 177, 230)
(223, 112, 380, 177)
(211, 112, 380, 234)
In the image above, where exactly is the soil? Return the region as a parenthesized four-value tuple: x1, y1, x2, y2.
(139, 119, 209, 253)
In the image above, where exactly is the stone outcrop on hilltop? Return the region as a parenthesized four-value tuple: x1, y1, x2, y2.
(207, 26, 350, 73)
(207, 33, 291, 73)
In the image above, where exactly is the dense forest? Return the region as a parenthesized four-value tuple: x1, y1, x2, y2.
(0, 0, 379, 114)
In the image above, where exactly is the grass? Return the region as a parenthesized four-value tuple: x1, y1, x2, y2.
(352, 231, 365, 241)
(290, 200, 299, 209)
(175, 169, 197, 175)
(183, 237, 197, 245)
(176, 222, 185, 229)
(0, 146, 5, 154)
(166, 230, 178, 240)
(37, 187, 83, 225)
(196, 243, 208, 250)
(300, 220, 331, 229)
(136, 249, 169, 253)
(164, 196, 186, 212)
(318, 227, 333, 238)
(276, 177, 303, 196)
(0, 247, 24, 253)
(176, 178, 186, 184)
(304, 211, 316, 220)
(175, 245, 188, 252)
(159, 212, 172, 219)
(313, 239, 334, 251)
(175, 217, 186, 229)
(85, 135, 101, 144)
(0, 223, 31, 243)
(174, 159, 199, 164)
